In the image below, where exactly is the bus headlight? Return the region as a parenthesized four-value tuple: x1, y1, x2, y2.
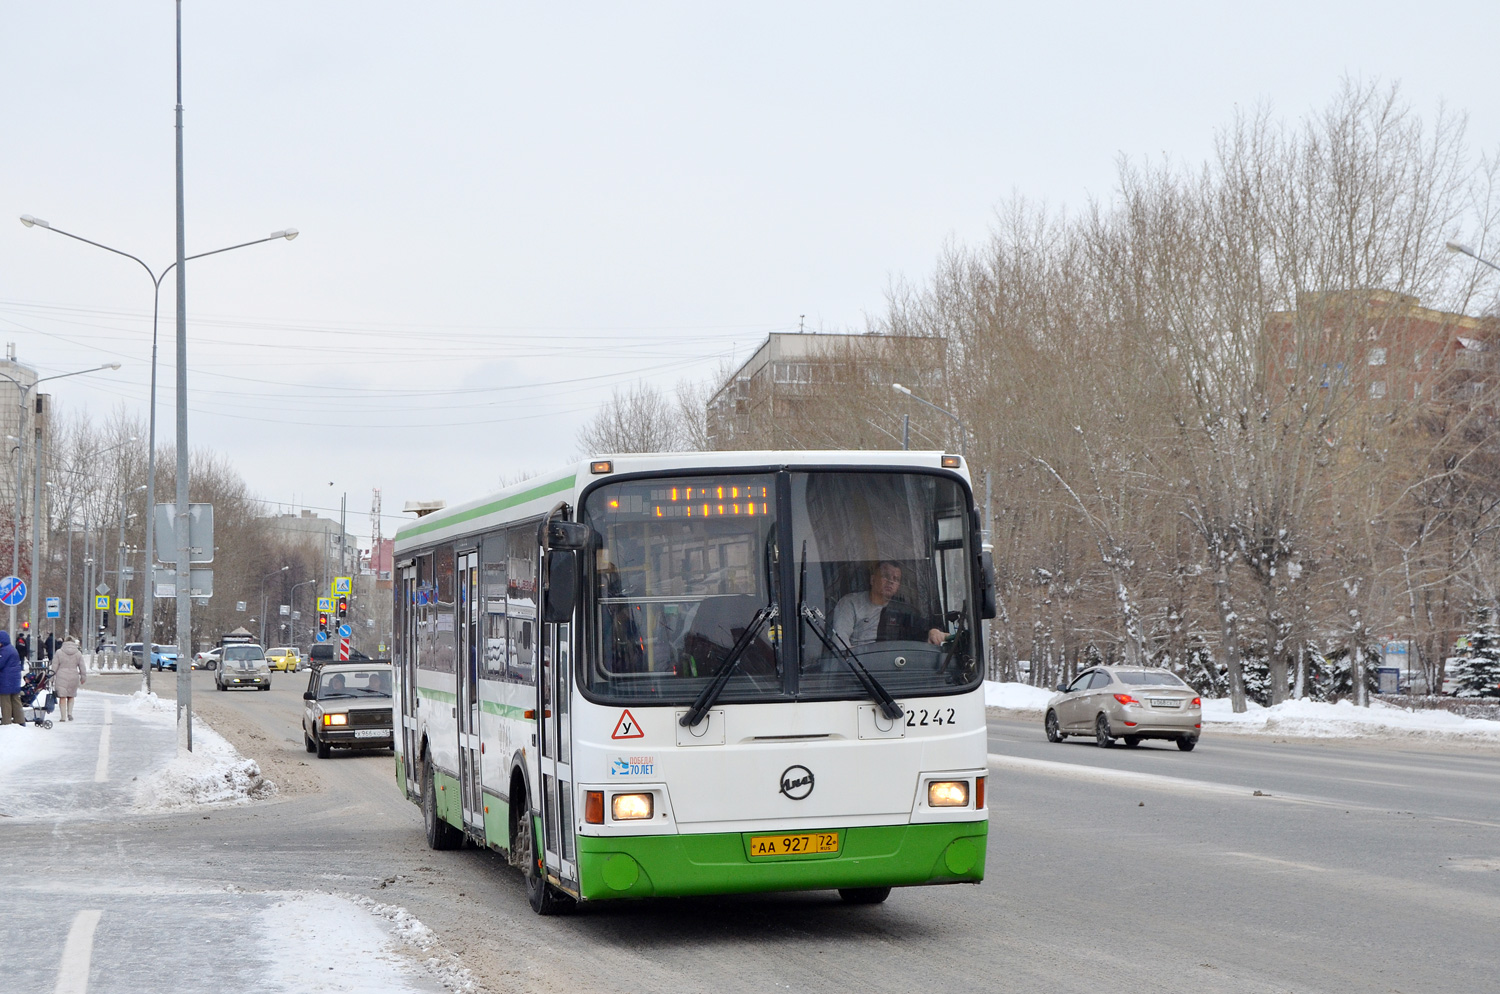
(928, 780, 969, 807)
(611, 793, 653, 820)
(322, 713, 348, 726)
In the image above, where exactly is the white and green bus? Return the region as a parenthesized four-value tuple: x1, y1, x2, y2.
(392, 450, 994, 913)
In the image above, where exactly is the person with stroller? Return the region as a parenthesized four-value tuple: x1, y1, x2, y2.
(52, 635, 86, 722)
(0, 630, 23, 725)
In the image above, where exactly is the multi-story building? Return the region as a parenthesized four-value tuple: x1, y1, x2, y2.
(269, 509, 359, 579)
(0, 345, 39, 512)
(706, 332, 946, 449)
(1265, 290, 1498, 410)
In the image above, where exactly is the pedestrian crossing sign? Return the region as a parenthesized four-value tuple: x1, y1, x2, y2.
(117, 598, 134, 617)
(96, 594, 110, 611)
(332, 576, 352, 596)
(317, 596, 334, 613)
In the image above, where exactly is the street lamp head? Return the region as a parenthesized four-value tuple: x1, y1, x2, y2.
(1446, 240, 1474, 256)
(19, 215, 50, 229)
(892, 383, 912, 396)
(273, 228, 299, 241)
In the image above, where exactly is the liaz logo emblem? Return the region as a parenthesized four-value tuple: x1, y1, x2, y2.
(611, 709, 645, 740)
(779, 765, 814, 800)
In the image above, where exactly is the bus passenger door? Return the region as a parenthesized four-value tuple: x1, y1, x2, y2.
(537, 619, 577, 891)
(399, 565, 420, 798)
(456, 551, 484, 834)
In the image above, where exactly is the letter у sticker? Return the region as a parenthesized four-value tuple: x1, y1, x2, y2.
(610, 755, 656, 776)
(611, 709, 645, 739)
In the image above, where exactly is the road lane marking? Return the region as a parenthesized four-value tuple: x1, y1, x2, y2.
(989, 752, 1500, 828)
(1220, 851, 1330, 872)
(93, 702, 111, 783)
(987, 753, 1268, 799)
(53, 909, 102, 994)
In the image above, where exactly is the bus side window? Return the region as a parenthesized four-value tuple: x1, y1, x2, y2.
(482, 531, 507, 680)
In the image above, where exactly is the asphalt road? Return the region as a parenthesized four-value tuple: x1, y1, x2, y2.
(7, 671, 1499, 994)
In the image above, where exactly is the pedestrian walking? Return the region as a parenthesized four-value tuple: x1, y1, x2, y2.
(16, 631, 29, 664)
(0, 630, 23, 725)
(43, 631, 57, 663)
(52, 636, 86, 722)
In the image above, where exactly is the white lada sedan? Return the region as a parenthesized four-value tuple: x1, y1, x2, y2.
(1044, 666, 1202, 750)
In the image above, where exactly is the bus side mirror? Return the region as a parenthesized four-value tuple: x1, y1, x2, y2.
(542, 519, 592, 551)
(978, 549, 997, 620)
(543, 548, 580, 623)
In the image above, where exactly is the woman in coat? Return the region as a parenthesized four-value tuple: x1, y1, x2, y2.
(52, 635, 86, 722)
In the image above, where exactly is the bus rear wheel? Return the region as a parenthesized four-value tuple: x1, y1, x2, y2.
(838, 887, 892, 904)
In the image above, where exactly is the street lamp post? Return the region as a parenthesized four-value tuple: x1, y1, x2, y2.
(0, 365, 121, 637)
(1446, 240, 1500, 274)
(259, 566, 289, 646)
(20, 219, 297, 739)
(891, 383, 968, 458)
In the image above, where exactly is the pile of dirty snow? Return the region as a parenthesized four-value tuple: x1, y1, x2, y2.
(1202, 696, 1500, 742)
(984, 681, 1057, 711)
(126, 690, 277, 809)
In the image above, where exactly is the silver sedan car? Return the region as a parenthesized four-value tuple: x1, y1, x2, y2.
(1044, 666, 1202, 750)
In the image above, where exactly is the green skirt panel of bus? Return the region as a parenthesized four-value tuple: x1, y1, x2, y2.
(575, 821, 986, 900)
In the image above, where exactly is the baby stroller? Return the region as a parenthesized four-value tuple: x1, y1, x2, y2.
(20, 666, 55, 729)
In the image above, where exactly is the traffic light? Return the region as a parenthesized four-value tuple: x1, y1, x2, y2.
(318, 612, 329, 632)
(337, 596, 348, 617)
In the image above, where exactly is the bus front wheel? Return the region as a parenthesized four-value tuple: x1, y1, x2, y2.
(517, 803, 574, 915)
(422, 756, 462, 851)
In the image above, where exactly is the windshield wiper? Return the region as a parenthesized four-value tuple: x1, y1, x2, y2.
(679, 603, 777, 728)
(800, 606, 904, 721)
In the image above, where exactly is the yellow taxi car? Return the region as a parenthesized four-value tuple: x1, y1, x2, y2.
(267, 646, 303, 672)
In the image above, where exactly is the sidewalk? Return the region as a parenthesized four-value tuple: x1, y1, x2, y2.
(0, 691, 462, 994)
(0, 688, 271, 820)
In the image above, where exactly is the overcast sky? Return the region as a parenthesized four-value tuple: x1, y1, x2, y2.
(3, 2, 1497, 549)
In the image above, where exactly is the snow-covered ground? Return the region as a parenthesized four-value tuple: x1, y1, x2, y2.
(0, 689, 272, 818)
(983, 679, 1500, 743)
(1202, 695, 1500, 743)
(2, 689, 470, 994)
(984, 680, 1058, 710)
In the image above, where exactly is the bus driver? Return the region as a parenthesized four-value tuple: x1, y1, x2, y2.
(830, 560, 946, 648)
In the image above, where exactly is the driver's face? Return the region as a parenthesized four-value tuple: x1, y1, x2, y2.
(872, 563, 902, 599)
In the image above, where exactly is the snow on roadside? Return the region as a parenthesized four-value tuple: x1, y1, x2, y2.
(259, 893, 448, 994)
(355, 896, 481, 993)
(984, 680, 1056, 710)
(118, 689, 278, 809)
(981, 679, 1500, 743)
(1202, 696, 1500, 742)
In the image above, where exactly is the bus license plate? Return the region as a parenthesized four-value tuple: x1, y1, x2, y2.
(748, 832, 840, 857)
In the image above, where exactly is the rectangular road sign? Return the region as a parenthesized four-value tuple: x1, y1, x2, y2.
(153, 566, 214, 598)
(117, 598, 134, 617)
(332, 577, 352, 596)
(317, 596, 334, 613)
(46, 596, 60, 619)
(96, 594, 110, 611)
(154, 503, 215, 564)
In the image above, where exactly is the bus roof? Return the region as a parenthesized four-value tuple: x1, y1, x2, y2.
(393, 450, 968, 554)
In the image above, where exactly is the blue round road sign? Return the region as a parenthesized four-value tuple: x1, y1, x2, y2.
(315, 631, 328, 642)
(338, 624, 351, 638)
(0, 575, 26, 607)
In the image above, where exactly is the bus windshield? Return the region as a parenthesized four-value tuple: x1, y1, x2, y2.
(580, 470, 980, 705)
